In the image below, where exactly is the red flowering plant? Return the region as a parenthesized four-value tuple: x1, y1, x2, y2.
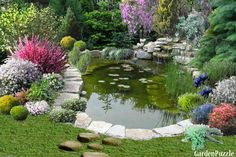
(13, 35, 68, 74)
(209, 103, 236, 135)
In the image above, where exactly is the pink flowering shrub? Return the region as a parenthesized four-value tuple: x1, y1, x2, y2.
(13, 36, 67, 73)
(25, 101, 50, 116)
(209, 103, 236, 135)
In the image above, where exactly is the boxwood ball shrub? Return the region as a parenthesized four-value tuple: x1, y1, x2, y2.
(209, 103, 236, 135)
(0, 95, 20, 114)
(211, 76, 236, 105)
(25, 101, 50, 116)
(61, 98, 87, 112)
(192, 104, 214, 124)
(60, 36, 76, 50)
(10, 106, 29, 121)
(13, 35, 67, 74)
(49, 108, 76, 123)
(178, 93, 205, 112)
(74, 40, 86, 51)
(0, 59, 42, 95)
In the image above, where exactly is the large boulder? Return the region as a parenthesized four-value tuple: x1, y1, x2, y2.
(134, 49, 152, 60)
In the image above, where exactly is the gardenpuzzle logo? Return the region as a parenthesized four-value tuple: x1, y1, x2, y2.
(194, 150, 235, 157)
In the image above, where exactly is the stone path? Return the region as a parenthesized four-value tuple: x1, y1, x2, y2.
(54, 66, 83, 107)
(56, 66, 194, 140)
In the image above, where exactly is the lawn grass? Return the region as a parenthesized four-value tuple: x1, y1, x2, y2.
(0, 114, 235, 157)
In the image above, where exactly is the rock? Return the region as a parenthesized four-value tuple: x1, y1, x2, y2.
(140, 38, 146, 43)
(153, 124, 185, 137)
(64, 77, 82, 81)
(106, 125, 126, 138)
(54, 93, 79, 106)
(81, 91, 87, 95)
(126, 129, 159, 140)
(87, 143, 103, 151)
(82, 152, 109, 157)
(144, 42, 155, 53)
(174, 56, 194, 65)
(87, 121, 113, 134)
(102, 137, 122, 146)
(90, 50, 101, 58)
(62, 81, 83, 93)
(74, 112, 92, 128)
(177, 119, 193, 129)
(77, 133, 101, 143)
(192, 70, 201, 78)
(64, 71, 81, 78)
(58, 141, 82, 151)
(134, 49, 152, 60)
(98, 80, 106, 83)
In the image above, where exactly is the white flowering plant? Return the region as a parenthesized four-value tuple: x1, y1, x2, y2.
(0, 58, 42, 96)
(211, 76, 236, 105)
(25, 100, 50, 116)
(42, 73, 64, 91)
(49, 108, 76, 123)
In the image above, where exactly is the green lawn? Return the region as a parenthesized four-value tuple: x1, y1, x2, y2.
(0, 114, 235, 157)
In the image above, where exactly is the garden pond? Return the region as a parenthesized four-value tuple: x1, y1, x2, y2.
(82, 59, 184, 129)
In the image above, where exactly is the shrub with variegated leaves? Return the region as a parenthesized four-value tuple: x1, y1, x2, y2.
(0, 59, 42, 95)
(211, 76, 236, 105)
(13, 35, 68, 74)
(25, 101, 50, 116)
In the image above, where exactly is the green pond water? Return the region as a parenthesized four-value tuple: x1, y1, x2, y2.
(82, 59, 184, 129)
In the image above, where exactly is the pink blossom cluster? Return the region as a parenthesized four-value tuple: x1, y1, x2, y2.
(25, 100, 50, 116)
(120, 0, 157, 34)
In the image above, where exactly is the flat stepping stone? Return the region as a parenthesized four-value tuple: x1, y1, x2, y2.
(82, 152, 109, 157)
(64, 77, 82, 81)
(102, 137, 122, 146)
(58, 141, 82, 151)
(87, 143, 103, 151)
(74, 112, 92, 128)
(64, 71, 81, 78)
(87, 121, 113, 134)
(153, 124, 185, 137)
(77, 133, 100, 143)
(177, 119, 193, 129)
(106, 125, 125, 138)
(126, 129, 159, 140)
(62, 81, 83, 93)
(54, 93, 79, 106)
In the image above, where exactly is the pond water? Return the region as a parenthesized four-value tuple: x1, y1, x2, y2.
(82, 59, 184, 129)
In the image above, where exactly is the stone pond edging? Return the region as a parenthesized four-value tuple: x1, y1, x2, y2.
(55, 66, 193, 140)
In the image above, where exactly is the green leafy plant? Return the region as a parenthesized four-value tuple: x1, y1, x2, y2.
(27, 80, 58, 104)
(68, 46, 81, 65)
(49, 108, 76, 123)
(10, 106, 29, 121)
(61, 98, 87, 112)
(60, 36, 76, 50)
(178, 93, 205, 112)
(0, 95, 20, 114)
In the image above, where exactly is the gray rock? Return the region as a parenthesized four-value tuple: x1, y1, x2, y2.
(54, 93, 79, 106)
(153, 124, 185, 137)
(77, 133, 101, 143)
(134, 50, 152, 60)
(87, 143, 103, 151)
(64, 71, 81, 78)
(106, 125, 125, 138)
(192, 70, 201, 78)
(74, 112, 92, 128)
(58, 141, 82, 151)
(90, 50, 101, 58)
(87, 121, 113, 134)
(64, 77, 82, 81)
(126, 129, 159, 140)
(140, 38, 146, 43)
(81, 91, 87, 95)
(82, 152, 109, 157)
(174, 56, 194, 65)
(62, 81, 83, 93)
(177, 119, 193, 129)
(102, 137, 122, 146)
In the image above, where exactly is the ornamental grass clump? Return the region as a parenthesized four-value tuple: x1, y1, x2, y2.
(209, 103, 236, 135)
(13, 35, 67, 74)
(178, 93, 205, 112)
(192, 104, 215, 124)
(25, 101, 50, 116)
(0, 59, 41, 95)
(211, 76, 236, 105)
